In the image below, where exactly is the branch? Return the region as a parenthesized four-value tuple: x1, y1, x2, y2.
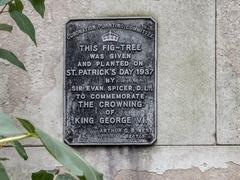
(0, 133, 32, 144)
(0, 4, 8, 15)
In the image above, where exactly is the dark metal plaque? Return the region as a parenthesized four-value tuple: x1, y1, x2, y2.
(64, 17, 157, 145)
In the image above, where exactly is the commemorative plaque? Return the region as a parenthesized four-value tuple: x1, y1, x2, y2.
(64, 18, 157, 145)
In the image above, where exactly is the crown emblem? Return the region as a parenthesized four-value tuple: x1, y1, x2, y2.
(101, 30, 119, 42)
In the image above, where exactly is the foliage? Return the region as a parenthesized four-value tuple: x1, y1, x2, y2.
(0, 1, 103, 180)
(0, 161, 9, 180)
(11, 140, 28, 160)
(31, 170, 55, 180)
(0, 23, 12, 32)
(0, 48, 26, 70)
(0, 113, 103, 180)
(0, 0, 40, 69)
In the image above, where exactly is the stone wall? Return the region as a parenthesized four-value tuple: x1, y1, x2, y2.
(1, 0, 240, 179)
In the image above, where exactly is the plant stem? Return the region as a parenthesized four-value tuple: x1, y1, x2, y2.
(0, 133, 32, 144)
(0, 4, 8, 15)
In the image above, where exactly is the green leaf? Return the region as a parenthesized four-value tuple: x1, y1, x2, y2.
(56, 173, 77, 180)
(0, 158, 9, 161)
(16, 118, 35, 134)
(9, 0, 23, 12)
(0, 161, 10, 180)
(29, 0, 45, 18)
(0, 48, 26, 70)
(0, 24, 13, 32)
(9, 9, 37, 46)
(80, 176, 86, 180)
(32, 170, 54, 180)
(0, 0, 11, 6)
(35, 128, 103, 180)
(5, 117, 103, 180)
(0, 112, 23, 137)
(11, 140, 28, 160)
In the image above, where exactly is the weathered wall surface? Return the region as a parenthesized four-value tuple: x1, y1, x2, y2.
(0, 0, 240, 179)
(217, 0, 240, 144)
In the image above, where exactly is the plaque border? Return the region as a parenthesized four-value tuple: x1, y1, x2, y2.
(63, 16, 158, 145)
